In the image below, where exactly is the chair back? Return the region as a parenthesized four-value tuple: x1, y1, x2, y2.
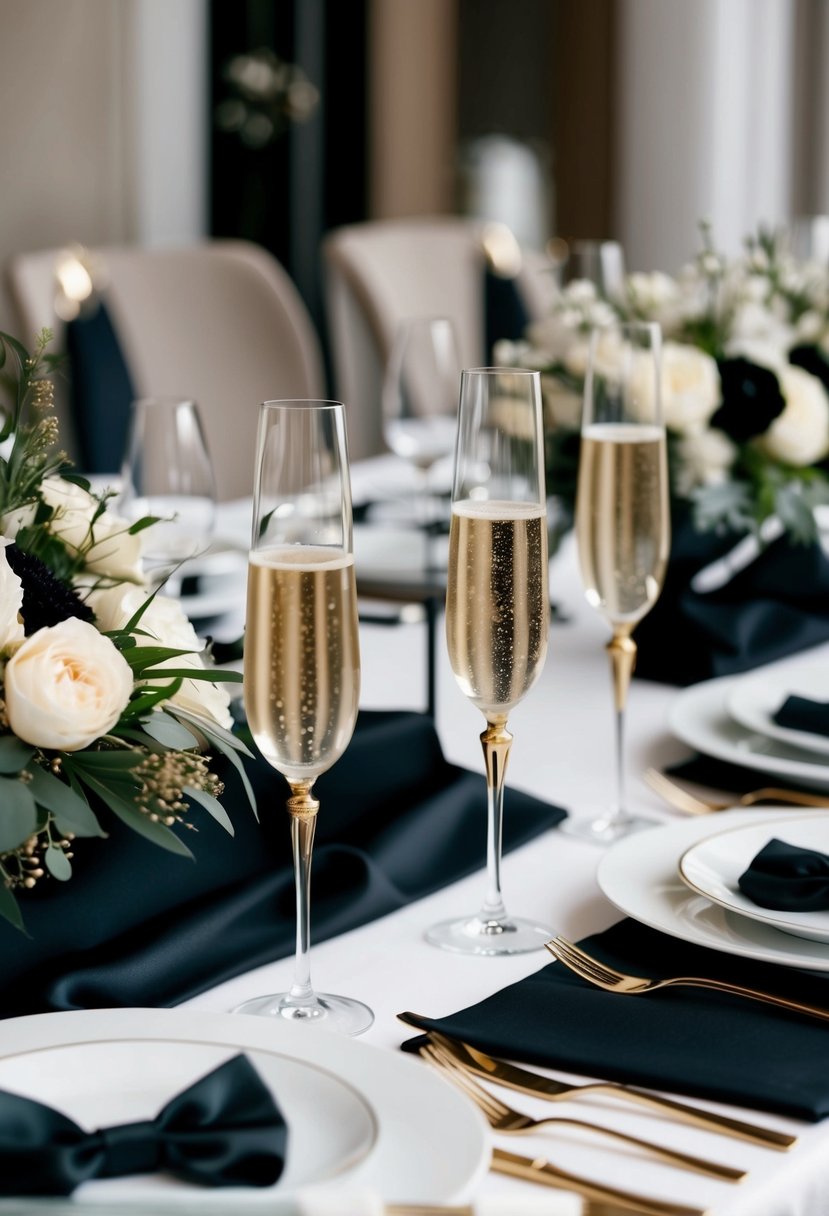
(6, 241, 325, 500)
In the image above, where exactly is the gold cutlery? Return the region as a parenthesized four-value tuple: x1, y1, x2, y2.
(491, 1147, 709, 1215)
(396, 1016, 796, 1149)
(420, 1041, 744, 1181)
(644, 768, 829, 816)
(546, 935, 829, 1024)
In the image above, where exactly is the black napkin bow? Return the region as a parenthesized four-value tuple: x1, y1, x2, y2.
(0, 1053, 287, 1196)
(739, 837, 829, 911)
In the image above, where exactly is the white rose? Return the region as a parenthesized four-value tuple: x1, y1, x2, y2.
(674, 428, 737, 498)
(629, 343, 720, 433)
(723, 337, 786, 371)
(85, 585, 232, 730)
(41, 477, 144, 583)
(0, 540, 24, 652)
(4, 618, 133, 751)
(758, 366, 829, 466)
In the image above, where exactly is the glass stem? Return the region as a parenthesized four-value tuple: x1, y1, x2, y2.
(478, 717, 513, 923)
(286, 781, 320, 1006)
(606, 630, 637, 824)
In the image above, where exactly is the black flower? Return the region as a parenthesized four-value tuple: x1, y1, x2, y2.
(709, 357, 786, 442)
(4, 544, 94, 635)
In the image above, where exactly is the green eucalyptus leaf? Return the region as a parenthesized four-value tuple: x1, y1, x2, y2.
(0, 778, 39, 851)
(0, 738, 35, 774)
(138, 667, 243, 682)
(183, 785, 235, 835)
(44, 845, 72, 881)
(172, 711, 257, 819)
(0, 882, 25, 932)
(26, 767, 105, 838)
(141, 714, 199, 749)
(78, 773, 194, 859)
(127, 516, 164, 534)
(67, 752, 142, 772)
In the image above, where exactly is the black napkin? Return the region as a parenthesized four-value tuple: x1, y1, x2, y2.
(0, 711, 565, 1017)
(739, 838, 829, 911)
(634, 508, 829, 686)
(773, 695, 829, 739)
(402, 918, 829, 1120)
(484, 265, 530, 359)
(0, 1054, 286, 1195)
(65, 297, 136, 473)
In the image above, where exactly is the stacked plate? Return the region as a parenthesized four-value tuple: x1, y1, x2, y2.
(597, 808, 829, 972)
(667, 652, 829, 790)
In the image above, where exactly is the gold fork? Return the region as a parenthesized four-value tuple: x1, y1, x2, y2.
(644, 768, 829, 815)
(420, 1042, 744, 1181)
(546, 935, 829, 1023)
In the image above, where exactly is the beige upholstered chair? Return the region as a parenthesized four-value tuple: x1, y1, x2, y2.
(322, 216, 556, 460)
(6, 241, 325, 500)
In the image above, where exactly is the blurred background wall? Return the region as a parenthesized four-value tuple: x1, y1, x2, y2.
(1, 0, 829, 336)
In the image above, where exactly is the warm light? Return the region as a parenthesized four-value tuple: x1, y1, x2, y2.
(481, 222, 523, 278)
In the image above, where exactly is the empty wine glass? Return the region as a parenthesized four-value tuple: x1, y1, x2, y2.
(562, 322, 670, 843)
(382, 316, 461, 529)
(426, 368, 552, 955)
(236, 399, 372, 1035)
(118, 397, 216, 587)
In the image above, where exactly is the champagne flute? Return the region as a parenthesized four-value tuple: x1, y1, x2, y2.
(118, 397, 216, 588)
(563, 322, 670, 843)
(426, 368, 552, 955)
(382, 316, 461, 533)
(236, 400, 373, 1035)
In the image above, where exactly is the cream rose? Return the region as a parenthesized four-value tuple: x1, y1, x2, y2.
(0, 540, 24, 653)
(628, 342, 720, 433)
(86, 585, 233, 730)
(4, 618, 133, 751)
(757, 366, 829, 466)
(41, 477, 144, 583)
(540, 375, 582, 429)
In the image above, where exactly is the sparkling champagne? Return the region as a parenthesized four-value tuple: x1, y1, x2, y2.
(446, 499, 548, 716)
(576, 422, 670, 625)
(245, 547, 360, 782)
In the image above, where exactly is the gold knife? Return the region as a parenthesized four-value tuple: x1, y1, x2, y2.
(397, 1015, 796, 1150)
(491, 1148, 709, 1215)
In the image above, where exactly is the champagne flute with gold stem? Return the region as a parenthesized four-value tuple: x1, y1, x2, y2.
(236, 400, 373, 1034)
(426, 368, 552, 955)
(563, 322, 670, 843)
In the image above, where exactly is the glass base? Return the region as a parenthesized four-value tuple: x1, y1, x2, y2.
(232, 991, 374, 1036)
(559, 812, 654, 846)
(425, 914, 554, 956)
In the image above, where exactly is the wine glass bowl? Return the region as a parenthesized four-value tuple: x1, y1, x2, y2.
(426, 367, 552, 956)
(236, 399, 372, 1035)
(118, 397, 216, 585)
(563, 322, 670, 843)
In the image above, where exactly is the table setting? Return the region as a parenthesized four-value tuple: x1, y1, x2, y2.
(5, 230, 829, 1216)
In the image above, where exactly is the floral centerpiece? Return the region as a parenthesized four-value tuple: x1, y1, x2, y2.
(496, 226, 829, 543)
(0, 329, 252, 930)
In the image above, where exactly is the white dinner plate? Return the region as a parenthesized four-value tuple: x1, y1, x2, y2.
(0, 1008, 488, 1206)
(668, 674, 829, 789)
(597, 808, 829, 970)
(679, 814, 829, 944)
(726, 659, 829, 758)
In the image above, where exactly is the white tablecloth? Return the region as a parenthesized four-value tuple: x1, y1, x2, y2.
(184, 515, 829, 1216)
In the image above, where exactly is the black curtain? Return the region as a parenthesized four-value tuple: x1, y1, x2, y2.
(209, 0, 369, 341)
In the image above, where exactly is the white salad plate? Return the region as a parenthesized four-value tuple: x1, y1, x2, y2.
(597, 809, 829, 970)
(726, 659, 829, 758)
(668, 675, 829, 789)
(679, 814, 829, 944)
(0, 1008, 488, 1206)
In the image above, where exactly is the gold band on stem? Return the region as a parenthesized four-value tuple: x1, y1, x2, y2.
(606, 630, 637, 713)
(286, 780, 320, 820)
(480, 717, 513, 789)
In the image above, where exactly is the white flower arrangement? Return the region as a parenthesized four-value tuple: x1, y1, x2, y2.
(497, 226, 829, 542)
(0, 329, 252, 931)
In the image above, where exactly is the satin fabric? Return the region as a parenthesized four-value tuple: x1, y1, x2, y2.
(403, 918, 829, 1120)
(739, 838, 829, 911)
(774, 694, 829, 739)
(634, 511, 829, 686)
(0, 711, 565, 1016)
(0, 1054, 287, 1195)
